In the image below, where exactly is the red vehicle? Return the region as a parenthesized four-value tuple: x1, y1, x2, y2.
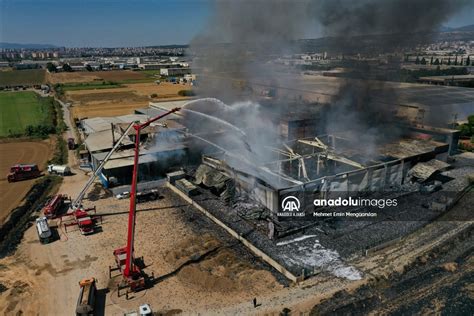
(7, 164, 41, 182)
(75, 209, 95, 235)
(63, 207, 99, 235)
(43, 194, 68, 218)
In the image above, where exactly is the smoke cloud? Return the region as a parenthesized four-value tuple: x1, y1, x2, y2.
(188, 0, 471, 186)
(313, 0, 471, 151)
(314, 0, 470, 49)
(183, 98, 285, 186)
(190, 0, 311, 101)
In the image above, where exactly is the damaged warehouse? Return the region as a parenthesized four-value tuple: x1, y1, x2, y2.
(77, 96, 468, 282)
(82, 97, 462, 218)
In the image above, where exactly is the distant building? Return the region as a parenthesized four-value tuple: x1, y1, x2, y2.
(160, 67, 191, 76)
(138, 62, 189, 70)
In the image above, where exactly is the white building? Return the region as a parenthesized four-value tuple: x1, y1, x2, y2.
(160, 67, 191, 76)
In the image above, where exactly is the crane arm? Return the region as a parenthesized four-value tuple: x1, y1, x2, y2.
(71, 121, 135, 210)
(123, 107, 181, 278)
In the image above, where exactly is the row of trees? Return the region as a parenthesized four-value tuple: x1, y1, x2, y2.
(178, 89, 196, 96)
(22, 98, 66, 138)
(24, 124, 56, 137)
(46, 62, 77, 73)
(399, 66, 469, 83)
(458, 115, 474, 152)
(411, 55, 471, 66)
(47, 62, 102, 73)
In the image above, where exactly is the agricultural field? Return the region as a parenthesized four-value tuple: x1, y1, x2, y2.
(67, 82, 192, 118)
(136, 69, 163, 78)
(47, 70, 152, 84)
(0, 140, 53, 224)
(0, 69, 46, 86)
(0, 91, 54, 137)
(96, 70, 155, 83)
(59, 82, 123, 91)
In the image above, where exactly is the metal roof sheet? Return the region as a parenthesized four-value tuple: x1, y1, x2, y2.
(408, 159, 450, 181)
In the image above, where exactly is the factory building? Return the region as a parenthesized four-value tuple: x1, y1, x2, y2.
(138, 62, 188, 70)
(160, 67, 191, 76)
(82, 113, 187, 187)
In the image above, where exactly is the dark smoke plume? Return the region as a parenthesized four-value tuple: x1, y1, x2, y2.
(314, 0, 470, 51)
(312, 0, 471, 150)
(190, 0, 311, 101)
(189, 0, 471, 179)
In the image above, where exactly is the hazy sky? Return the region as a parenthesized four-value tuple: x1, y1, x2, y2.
(1, 0, 473, 47)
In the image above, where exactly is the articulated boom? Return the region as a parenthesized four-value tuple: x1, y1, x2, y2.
(111, 107, 181, 292)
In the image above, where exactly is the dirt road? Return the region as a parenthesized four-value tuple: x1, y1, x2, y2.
(0, 141, 52, 224)
(0, 186, 284, 315)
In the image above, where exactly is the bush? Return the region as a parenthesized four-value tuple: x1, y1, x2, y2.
(20, 98, 64, 138)
(50, 135, 68, 165)
(459, 124, 471, 137)
(54, 84, 64, 97)
(24, 124, 56, 138)
(458, 114, 474, 138)
(178, 90, 196, 97)
(53, 100, 67, 133)
(150, 93, 158, 98)
(468, 115, 474, 126)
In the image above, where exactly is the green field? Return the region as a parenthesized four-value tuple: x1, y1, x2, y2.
(137, 70, 165, 79)
(60, 82, 123, 91)
(137, 70, 162, 76)
(0, 91, 54, 137)
(0, 69, 46, 86)
(118, 78, 156, 84)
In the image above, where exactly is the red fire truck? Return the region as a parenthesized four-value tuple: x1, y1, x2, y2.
(7, 164, 41, 182)
(43, 194, 69, 218)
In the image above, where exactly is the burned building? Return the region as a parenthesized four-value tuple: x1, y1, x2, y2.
(199, 127, 455, 214)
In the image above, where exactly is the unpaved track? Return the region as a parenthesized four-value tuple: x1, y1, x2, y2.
(0, 141, 52, 224)
(0, 187, 283, 315)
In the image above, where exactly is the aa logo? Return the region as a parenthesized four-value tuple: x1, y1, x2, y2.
(281, 196, 300, 212)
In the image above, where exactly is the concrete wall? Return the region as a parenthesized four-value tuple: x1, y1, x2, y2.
(277, 159, 409, 215)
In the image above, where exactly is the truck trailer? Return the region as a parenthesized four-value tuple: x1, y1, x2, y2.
(76, 277, 96, 316)
(36, 217, 52, 244)
(47, 164, 71, 176)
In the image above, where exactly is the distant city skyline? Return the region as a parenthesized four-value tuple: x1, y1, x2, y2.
(1, 0, 473, 48)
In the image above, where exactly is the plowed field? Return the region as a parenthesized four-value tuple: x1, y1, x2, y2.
(0, 141, 52, 224)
